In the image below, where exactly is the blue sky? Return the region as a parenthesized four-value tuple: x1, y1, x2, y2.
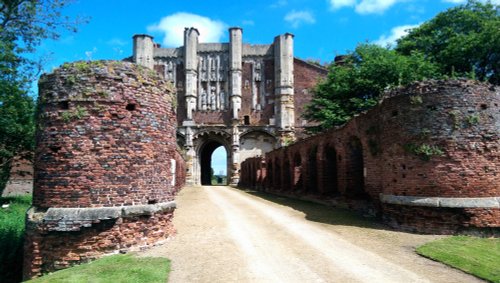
(34, 0, 496, 176)
(36, 0, 488, 70)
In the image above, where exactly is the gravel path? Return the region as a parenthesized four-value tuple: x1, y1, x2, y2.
(139, 186, 482, 283)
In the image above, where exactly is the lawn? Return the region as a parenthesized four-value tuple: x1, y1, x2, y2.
(27, 254, 170, 283)
(0, 195, 32, 283)
(416, 236, 500, 282)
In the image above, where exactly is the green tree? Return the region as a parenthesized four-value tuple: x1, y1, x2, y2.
(304, 44, 439, 133)
(0, 0, 83, 193)
(396, 0, 500, 84)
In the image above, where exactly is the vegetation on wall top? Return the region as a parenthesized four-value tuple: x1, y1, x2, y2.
(304, 0, 499, 133)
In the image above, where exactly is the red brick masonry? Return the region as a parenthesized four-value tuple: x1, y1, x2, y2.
(24, 61, 186, 279)
(240, 80, 499, 235)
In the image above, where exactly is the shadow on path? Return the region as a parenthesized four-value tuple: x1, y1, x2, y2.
(240, 188, 391, 231)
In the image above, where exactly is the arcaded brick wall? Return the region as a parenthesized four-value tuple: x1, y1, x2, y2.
(240, 80, 499, 234)
(24, 61, 185, 278)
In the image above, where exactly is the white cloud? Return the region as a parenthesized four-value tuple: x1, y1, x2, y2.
(329, 0, 403, 14)
(270, 0, 288, 8)
(106, 38, 127, 46)
(85, 47, 98, 60)
(284, 10, 316, 28)
(375, 24, 420, 47)
(148, 12, 227, 47)
(242, 20, 255, 26)
(355, 0, 398, 14)
(329, 0, 357, 10)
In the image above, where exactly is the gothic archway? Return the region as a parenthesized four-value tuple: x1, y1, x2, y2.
(323, 145, 339, 196)
(200, 141, 227, 185)
(194, 130, 231, 186)
(346, 137, 367, 199)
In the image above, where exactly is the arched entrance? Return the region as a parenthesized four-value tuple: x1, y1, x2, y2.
(307, 146, 318, 194)
(193, 130, 231, 186)
(200, 141, 228, 185)
(346, 137, 367, 199)
(323, 145, 339, 196)
(293, 152, 302, 191)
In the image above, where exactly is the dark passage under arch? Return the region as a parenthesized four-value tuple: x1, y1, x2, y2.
(200, 140, 226, 185)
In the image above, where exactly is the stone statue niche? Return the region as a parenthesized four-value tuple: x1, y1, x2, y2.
(252, 61, 264, 111)
(209, 85, 216, 110)
(200, 86, 208, 111)
(165, 60, 176, 82)
(197, 53, 228, 112)
(219, 89, 226, 110)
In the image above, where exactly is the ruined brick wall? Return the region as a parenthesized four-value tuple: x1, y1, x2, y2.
(2, 154, 33, 197)
(293, 59, 328, 139)
(240, 80, 499, 234)
(24, 61, 185, 279)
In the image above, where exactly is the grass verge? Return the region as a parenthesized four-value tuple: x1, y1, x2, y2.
(0, 195, 32, 283)
(27, 254, 171, 283)
(416, 236, 500, 282)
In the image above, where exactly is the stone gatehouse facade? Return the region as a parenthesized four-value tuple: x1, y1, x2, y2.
(24, 27, 499, 279)
(132, 27, 326, 185)
(24, 28, 326, 278)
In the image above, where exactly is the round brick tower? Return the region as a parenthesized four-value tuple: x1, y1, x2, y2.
(24, 61, 185, 279)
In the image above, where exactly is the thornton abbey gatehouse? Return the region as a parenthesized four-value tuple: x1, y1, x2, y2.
(20, 27, 499, 278)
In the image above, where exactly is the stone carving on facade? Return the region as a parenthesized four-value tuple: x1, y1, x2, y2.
(254, 62, 262, 82)
(200, 88, 207, 111)
(209, 86, 216, 110)
(219, 58, 226, 81)
(219, 90, 226, 110)
(165, 61, 175, 82)
(186, 97, 196, 120)
(210, 56, 217, 81)
(199, 57, 207, 82)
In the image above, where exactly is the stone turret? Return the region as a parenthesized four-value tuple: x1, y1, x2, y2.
(24, 61, 185, 279)
(229, 27, 243, 121)
(274, 33, 295, 142)
(184, 28, 199, 120)
(133, 34, 154, 69)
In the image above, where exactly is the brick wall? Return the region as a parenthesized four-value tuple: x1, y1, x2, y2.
(293, 59, 328, 138)
(24, 61, 185, 278)
(2, 154, 33, 197)
(239, 79, 499, 234)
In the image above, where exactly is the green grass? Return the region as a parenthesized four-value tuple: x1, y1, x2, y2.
(416, 236, 500, 282)
(0, 195, 32, 283)
(27, 254, 170, 283)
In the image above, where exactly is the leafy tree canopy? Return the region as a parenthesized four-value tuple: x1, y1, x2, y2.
(304, 44, 439, 132)
(396, 0, 500, 84)
(0, 0, 82, 192)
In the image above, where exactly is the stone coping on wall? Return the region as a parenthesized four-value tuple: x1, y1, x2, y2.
(27, 201, 176, 232)
(380, 194, 500, 208)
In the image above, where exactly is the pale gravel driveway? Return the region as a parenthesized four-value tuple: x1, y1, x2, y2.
(139, 186, 483, 283)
